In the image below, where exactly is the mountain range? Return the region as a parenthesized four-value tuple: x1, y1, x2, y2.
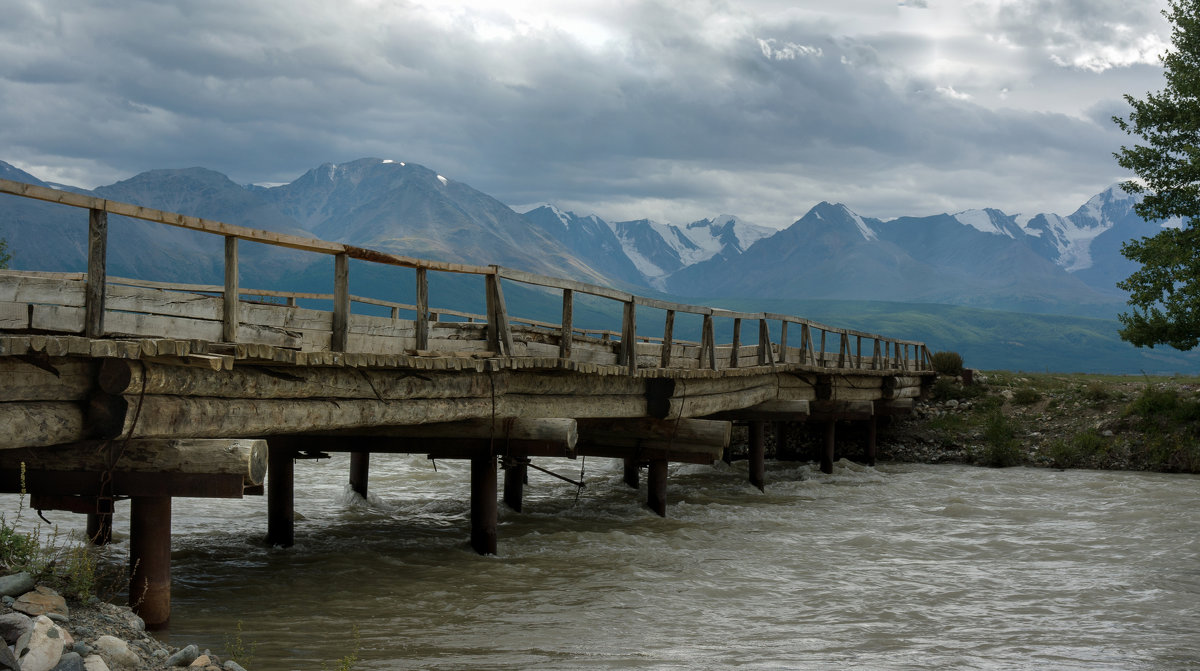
(0, 156, 1193, 372)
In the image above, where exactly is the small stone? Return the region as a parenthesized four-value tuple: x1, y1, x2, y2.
(13, 586, 69, 618)
(47, 612, 70, 625)
(945, 399, 959, 408)
(189, 654, 211, 667)
(52, 651, 84, 671)
(3, 596, 15, 606)
(72, 642, 93, 657)
(16, 615, 64, 671)
(82, 655, 110, 671)
(166, 644, 199, 667)
(0, 612, 33, 645)
(0, 573, 35, 598)
(93, 636, 139, 668)
(121, 613, 145, 633)
(223, 662, 249, 671)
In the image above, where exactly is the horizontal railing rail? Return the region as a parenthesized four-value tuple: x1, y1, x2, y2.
(0, 177, 932, 372)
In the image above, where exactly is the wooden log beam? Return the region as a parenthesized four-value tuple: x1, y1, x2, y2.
(874, 399, 914, 416)
(576, 417, 730, 449)
(0, 469, 244, 498)
(0, 359, 97, 402)
(335, 418, 577, 447)
(0, 439, 267, 485)
(704, 399, 810, 422)
(574, 443, 723, 465)
(809, 400, 874, 422)
(0, 401, 87, 449)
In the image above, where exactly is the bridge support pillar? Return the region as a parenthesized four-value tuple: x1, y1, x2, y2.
(503, 457, 527, 513)
(622, 458, 639, 488)
(821, 421, 835, 474)
(267, 443, 295, 548)
(349, 451, 369, 498)
(471, 455, 498, 555)
(647, 459, 667, 517)
(749, 421, 766, 492)
(86, 509, 113, 546)
(774, 422, 798, 460)
(129, 496, 171, 630)
(866, 416, 877, 467)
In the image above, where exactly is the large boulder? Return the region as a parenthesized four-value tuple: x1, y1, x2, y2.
(16, 615, 65, 671)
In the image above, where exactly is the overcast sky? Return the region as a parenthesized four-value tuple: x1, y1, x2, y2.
(0, 0, 1173, 228)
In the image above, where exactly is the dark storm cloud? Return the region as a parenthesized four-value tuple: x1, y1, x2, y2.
(0, 0, 1167, 226)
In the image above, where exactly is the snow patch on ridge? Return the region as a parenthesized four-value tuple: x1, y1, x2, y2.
(954, 209, 1013, 237)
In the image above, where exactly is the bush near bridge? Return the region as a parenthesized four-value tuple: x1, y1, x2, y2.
(879, 371, 1200, 473)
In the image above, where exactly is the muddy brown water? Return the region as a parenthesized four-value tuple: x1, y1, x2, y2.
(13, 456, 1200, 669)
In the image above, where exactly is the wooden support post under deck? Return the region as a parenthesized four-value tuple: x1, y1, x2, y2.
(822, 420, 836, 475)
(349, 451, 369, 498)
(749, 421, 765, 492)
(267, 443, 295, 548)
(129, 496, 170, 630)
(866, 415, 877, 467)
(86, 511, 113, 546)
(85, 208, 108, 338)
(470, 455, 498, 555)
(503, 458, 526, 513)
(223, 236, 239, 343)
(647, 459, 668, 517)
(623, 458, 639, 488)
(774, 421, 795, 461)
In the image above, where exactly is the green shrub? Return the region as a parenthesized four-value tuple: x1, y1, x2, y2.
(1012, 387, 1042, 405)
(1049, 429, 1107, 468)
(0, 515, 40, 572)
(979, 411, 1021, 467)
(1126, 386, 1200, 423)
(1081, 380, 1112, 402)
(931, 351, 964, 377)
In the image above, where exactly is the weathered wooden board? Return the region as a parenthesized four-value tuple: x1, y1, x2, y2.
(0, 359, 96, 401)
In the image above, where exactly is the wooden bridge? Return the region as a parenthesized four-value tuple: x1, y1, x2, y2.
(0, 178, 934, 628)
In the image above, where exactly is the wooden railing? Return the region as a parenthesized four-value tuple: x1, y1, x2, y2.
(0, 178, 931, 372)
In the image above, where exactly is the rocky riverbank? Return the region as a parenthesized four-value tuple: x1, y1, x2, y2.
(0, 573, 250, 671)
(875, 371, 1200, 472)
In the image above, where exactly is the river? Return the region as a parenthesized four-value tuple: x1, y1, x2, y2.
(19, 456, 1200, 670)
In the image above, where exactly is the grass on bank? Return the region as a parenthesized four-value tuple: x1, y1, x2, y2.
(915, 369, 1200, 473)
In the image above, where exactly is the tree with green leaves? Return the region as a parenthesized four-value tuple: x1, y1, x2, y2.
(1113, 0, 1200, 350)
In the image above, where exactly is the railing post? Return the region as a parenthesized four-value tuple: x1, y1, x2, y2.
(819, 330, 827, 367)
(837, 333, 849, 368)
(485, 268, 513, 356)
(85, 207, 108, 338)
(778, 321, 789, 363)
(223, 236, 239, 343)
(729, 317, 741, 368)
(757, 319, 774, 366)
(415, 267, 429, 351)
(856, 335, 863, 369)
(559, 288, 573, 360)
(700, 314, 717, 369)
(660, 309, 675, 368)
(332, 252, 349, 352)
(872, 339, 882, 370)
(800, 324, 812, 365)
(620, 300, 637, 375)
